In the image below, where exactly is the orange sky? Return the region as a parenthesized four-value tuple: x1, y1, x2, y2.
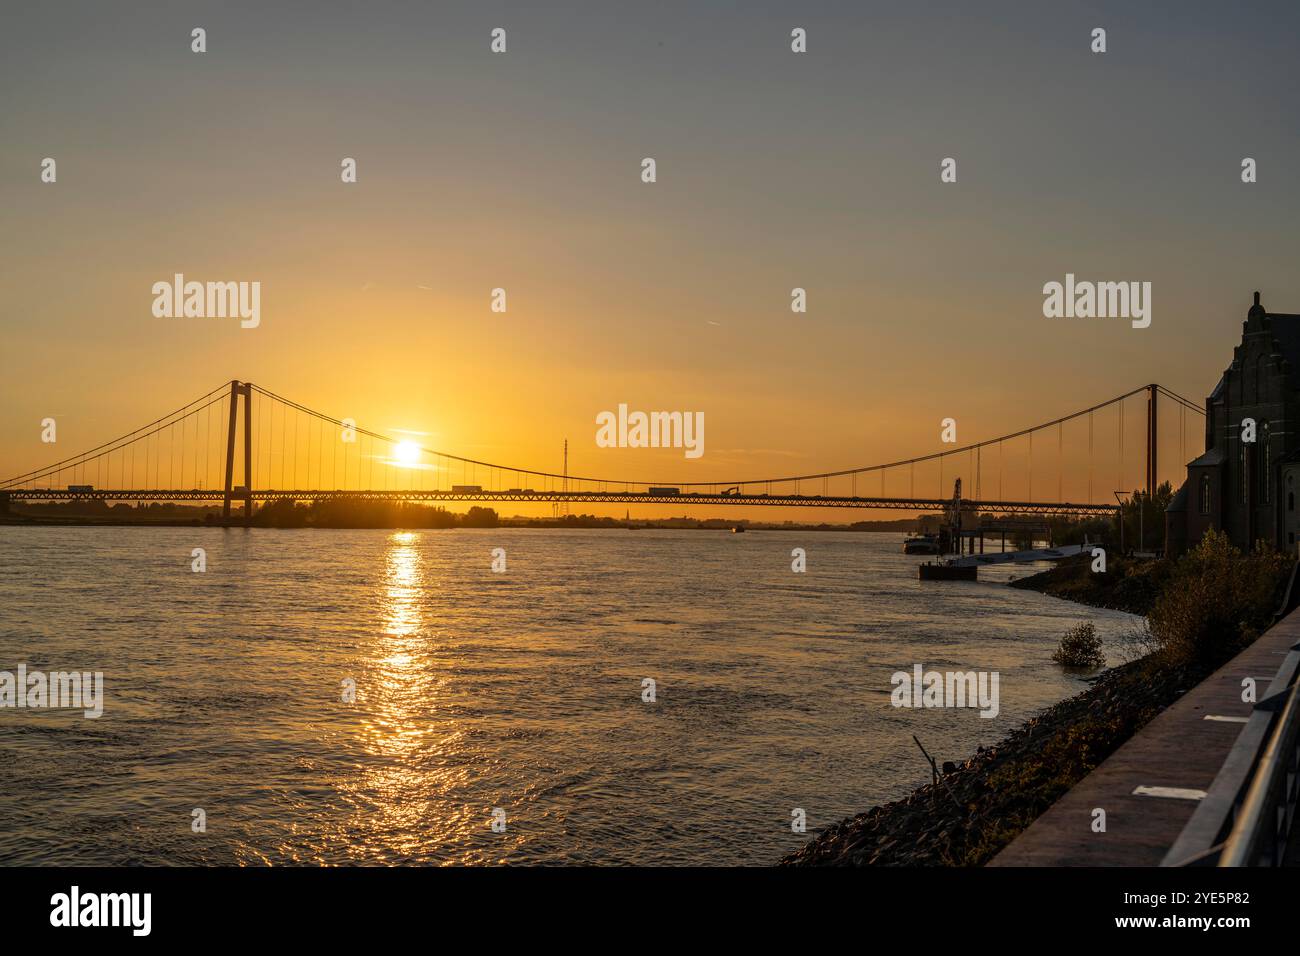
(3, 3, 1299, 519)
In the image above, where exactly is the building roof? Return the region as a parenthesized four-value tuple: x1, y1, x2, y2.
(1187, 447, 1226, 468)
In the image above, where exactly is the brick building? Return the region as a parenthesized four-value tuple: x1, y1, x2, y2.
(1167, 293, 1300, 556)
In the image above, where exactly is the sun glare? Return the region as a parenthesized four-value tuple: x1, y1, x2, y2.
(394, 440, 420, 465)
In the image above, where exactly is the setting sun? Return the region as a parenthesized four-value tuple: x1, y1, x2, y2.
(393, 440, 420, 465)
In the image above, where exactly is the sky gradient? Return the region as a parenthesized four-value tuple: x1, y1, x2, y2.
(3, 1, 1299, 516)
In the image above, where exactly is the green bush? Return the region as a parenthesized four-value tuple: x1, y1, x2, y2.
(1052, 621, 1105, 669)
(1147, 530, 1292, 668)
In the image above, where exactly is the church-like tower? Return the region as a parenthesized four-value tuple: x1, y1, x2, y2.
(1168, 293, 1300, 556)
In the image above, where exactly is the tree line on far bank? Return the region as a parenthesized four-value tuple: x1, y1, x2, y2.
(245, 500, 502, 528)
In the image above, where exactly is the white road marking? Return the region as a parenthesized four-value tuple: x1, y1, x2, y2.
(1132, 786, 1207, 800)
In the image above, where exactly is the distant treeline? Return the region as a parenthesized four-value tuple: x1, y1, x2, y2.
(4, 498, 502, 529)
(6, 499, 939, 531)
(6, 496, 1153, 539)
(251, 500, 500, 528)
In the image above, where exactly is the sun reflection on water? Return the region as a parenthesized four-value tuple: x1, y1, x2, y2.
(369, 531, 431, 756)
(382, 531, 421, 641)
(330, 531, 481, 862)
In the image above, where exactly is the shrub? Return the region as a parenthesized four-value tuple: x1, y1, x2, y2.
(1147, 530, 1292, 668)
(1052, 621, 1105, 669)
(1110, 621, 1160, 662)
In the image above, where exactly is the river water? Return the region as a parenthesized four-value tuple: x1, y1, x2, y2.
(0, 527, 1139, 865)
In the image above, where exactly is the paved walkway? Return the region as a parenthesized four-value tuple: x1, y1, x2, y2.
(990, 610, 1300, 866)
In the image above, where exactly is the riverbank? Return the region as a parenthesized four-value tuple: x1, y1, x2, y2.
(784, 537, 1291, 866)
(1008, 554, 1171, 615)
(780, 651, 1197, 866)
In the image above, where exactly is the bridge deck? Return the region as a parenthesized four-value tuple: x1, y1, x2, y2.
(988, 609, 1300, 866)
(0, 488, 1119, 517)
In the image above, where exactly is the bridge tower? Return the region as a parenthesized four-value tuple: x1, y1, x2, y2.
(221, 380, 254, 527)
(1145, 383, 1158, 499)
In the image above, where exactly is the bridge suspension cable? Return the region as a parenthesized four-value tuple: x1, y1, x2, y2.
(2, 380, 1206, 509)
(0, 382, 232, 490)
(248, 382, 1203, 492)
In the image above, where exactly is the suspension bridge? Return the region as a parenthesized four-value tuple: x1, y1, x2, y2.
(0, 380, 1204, 526)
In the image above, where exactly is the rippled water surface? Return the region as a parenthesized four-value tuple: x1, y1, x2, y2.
(0, 527, 1139, 865)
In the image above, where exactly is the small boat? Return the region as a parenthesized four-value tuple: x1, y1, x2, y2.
(919, 561, 977, 581)
(903, 533, 940, 555)
(731, 526, 745, 533)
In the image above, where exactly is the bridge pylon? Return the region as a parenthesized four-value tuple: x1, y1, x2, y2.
(1146, 383, 1158, 499)
(221, 380, 254, 527)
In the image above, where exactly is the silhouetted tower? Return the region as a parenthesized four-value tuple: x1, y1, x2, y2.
(221, 380, 254, 527)
(1146, 383, 1158, 499)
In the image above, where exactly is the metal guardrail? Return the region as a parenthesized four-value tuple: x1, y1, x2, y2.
(1221, 667, 1300, 865)
(1163, 559, 1300, 867)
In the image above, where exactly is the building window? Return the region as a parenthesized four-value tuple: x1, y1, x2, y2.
(1239, 442, 1248, 504)
(1200, 475, 1212, 515)
(1262, 422, 1272, 504)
